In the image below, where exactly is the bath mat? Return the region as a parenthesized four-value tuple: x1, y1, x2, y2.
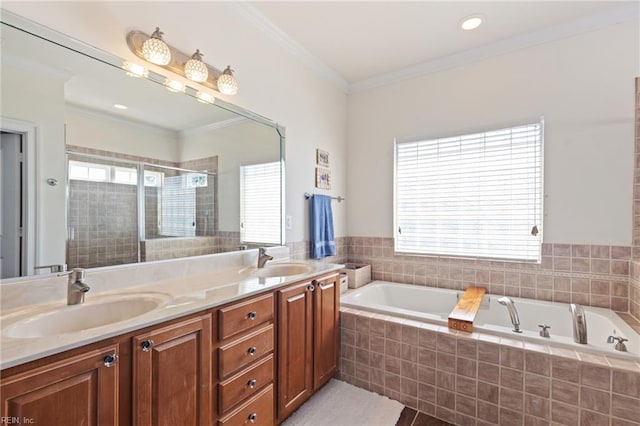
(282, 379, 404, 426)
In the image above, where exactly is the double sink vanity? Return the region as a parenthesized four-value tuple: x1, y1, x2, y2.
(0, 249, 342, 425)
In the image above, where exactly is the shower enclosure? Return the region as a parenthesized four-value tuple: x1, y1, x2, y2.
(66, 150, 217, 269)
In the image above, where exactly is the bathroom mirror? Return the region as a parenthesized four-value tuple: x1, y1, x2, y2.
(0, 14, 284, 279)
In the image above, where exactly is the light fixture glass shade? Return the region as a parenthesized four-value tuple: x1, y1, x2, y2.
(184, 50, 208, 83)
(217, 66, 238, 95)
(142, 27, 171, 65)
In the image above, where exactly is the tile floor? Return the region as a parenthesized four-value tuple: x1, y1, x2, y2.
(395, 408, 453, 426)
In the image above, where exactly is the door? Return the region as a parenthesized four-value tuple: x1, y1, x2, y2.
(0, 345, 120, 426)
(133, 315, 212, 426)
(0, 132, 24, 279)
(277, 281, 314, 421)
(313, 275, 340, 388)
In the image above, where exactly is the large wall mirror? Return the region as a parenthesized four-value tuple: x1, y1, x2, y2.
(0, 13, 284, 280)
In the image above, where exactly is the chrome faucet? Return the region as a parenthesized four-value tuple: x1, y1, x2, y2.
(569, 303, 588, 344)
(257, 248, 273, 268)
(498, 297, 522, 333)
(607, 335, 628, 352)
(66, 268, 90, 305)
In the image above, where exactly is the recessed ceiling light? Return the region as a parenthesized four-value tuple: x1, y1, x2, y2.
(461, 15, 483, 31)
(113, 104, 128, 110)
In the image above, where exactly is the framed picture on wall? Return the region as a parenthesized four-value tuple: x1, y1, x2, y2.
(316, 149, 329, 167)
(315, 167, 331, 189)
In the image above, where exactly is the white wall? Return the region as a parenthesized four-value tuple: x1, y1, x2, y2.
(180, 120, 280, 232)
(347, 21, 639, 245)
(2, 1, 348, 244)
(0, 63, 67, 268)
(65, 108, 180, 162)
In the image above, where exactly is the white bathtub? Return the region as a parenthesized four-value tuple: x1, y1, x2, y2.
(341, 281, 639, 358)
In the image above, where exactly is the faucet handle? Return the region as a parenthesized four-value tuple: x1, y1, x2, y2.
(538, 324, 551, 338)
(607, 335, 628, 344)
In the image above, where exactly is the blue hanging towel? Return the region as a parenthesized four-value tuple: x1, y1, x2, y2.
(310, 194, 336, 259)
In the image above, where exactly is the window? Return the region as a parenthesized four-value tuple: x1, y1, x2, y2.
(394, 121, 543, 262)
(240, 162, 282, 244)
(68, 160, 162, 187)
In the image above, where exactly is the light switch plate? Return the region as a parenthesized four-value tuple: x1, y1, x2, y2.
(286, 215, 292, 230)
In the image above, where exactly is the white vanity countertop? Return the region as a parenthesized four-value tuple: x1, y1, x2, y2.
(0, 260, 343, 370)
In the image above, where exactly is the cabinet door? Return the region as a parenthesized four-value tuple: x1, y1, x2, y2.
(133, 314, 212, 426)
(277, 281, 314, 421)
(313, 275, 340, 389)
(0, 344, 119, 426)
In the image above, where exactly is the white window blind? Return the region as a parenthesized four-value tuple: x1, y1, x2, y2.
(240, 162, 281, 244)
(394, 122, 543, 262)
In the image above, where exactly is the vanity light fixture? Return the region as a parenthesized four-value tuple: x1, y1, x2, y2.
(184, 50, 208, 83)
(217, 66, 238, 95)
(126, 29, 238, 96)
(141, 27, 171, 65)
(461, 15, 483, 31)
(164, 78, 186, 93)
(122, 61, 148, 78)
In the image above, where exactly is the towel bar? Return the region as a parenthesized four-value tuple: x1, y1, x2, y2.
(304, 192, 345, 202)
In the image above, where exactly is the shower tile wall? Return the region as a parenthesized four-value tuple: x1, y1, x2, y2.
(140, 232, 241, 262)
(67, 180, 138, 268)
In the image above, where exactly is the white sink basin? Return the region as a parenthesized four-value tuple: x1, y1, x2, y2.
(255, 263, 313, 278)
(3, 293, 170, 338)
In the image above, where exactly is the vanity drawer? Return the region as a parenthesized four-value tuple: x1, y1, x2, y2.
(218, 384, 274, 426)
(219, 293, 274, 340)
(219, 324, 274, 378)
(219, 354, 274, 414)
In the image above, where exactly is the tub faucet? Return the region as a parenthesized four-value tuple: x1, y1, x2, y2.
(607, 336, 628, 352)
(66, 268, 90, 305)
(569, 303, 588, 344)
(497, 297, 522, 333)
(257, 248, 273, 268)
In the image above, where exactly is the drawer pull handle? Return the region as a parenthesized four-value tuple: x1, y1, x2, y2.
(103, 353, 119, 367)
(247, 346, 257, 356)
(141, 340, 155, 352)
(247, 311, 257, 320)
(307, 284, 315, 292)
(248, 413, 257, 423)
(247, 379, 257, 388)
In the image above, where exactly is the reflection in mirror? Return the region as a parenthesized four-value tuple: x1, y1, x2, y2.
(0, 17, 284, 279)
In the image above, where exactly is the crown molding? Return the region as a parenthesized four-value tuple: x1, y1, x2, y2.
(226, 2, 349, 93)
(229, 2, 638, 95)
(349, 3, 640, 94)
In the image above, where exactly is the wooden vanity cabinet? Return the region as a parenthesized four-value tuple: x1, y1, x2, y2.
(132, 314, 212, 426)
(277, 273, 340, 422)
(1, 270, 340, 426)
(0, 344, 120, 426)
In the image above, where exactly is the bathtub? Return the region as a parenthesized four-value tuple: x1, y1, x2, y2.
(341, 281, 639, 358)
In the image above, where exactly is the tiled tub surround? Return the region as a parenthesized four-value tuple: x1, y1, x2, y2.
(346, 238, 631, 312)
(339, 308, 640, 426)
(341, 282, 638, 357)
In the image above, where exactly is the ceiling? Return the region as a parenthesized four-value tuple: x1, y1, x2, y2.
(247, 1, 637, 91)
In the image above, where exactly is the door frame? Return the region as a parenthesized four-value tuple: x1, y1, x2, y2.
(1, 117, 38, 276)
